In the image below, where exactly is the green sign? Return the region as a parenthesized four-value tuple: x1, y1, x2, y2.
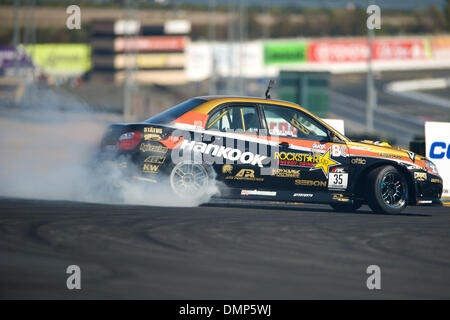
(25, 44, 91, 75)
(264, 42, 306, 65)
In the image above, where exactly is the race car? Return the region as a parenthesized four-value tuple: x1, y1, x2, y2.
(97, 95, 443, 214)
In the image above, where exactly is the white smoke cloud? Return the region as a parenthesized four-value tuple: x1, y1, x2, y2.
(0, 85, 217, 207)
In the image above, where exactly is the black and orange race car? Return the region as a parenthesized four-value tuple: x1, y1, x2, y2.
(97, 96, 443, 214)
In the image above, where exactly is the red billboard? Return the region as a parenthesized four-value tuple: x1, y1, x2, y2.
(308, 38, 427, 63)
(115, 36, 188, 52)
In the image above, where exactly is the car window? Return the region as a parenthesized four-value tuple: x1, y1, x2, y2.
(145, 98, 206, 124)
(262, 104, 328, 140)
(207, 105, 260, 133)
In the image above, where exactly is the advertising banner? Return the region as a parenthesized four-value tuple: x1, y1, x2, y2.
(0, 46, 33, 72)
(186, 42, 212, 81)
(373, 39, 427, 60)
(115, 70, 187, 85)
(430, 36, 450, 60)
(425, 121, 450, 198)
(114, 36, 188, 52)
(308, 38, 427, 63)
(264, 41, 307, 65)
(114, 53, 185, 69)
(25, 44, 91, 75)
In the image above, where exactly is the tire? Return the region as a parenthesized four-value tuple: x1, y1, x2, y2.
(169, 160, 216, 202)
(330, 202, 362, 212)
(366, 165, 408, 214)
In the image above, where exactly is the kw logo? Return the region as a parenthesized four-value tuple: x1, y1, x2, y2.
(142, 164, 159, 173)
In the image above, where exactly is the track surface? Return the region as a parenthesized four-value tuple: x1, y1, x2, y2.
(0, 197, 449, 299)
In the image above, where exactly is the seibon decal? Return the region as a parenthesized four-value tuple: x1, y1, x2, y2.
(180, 140, 267, 167)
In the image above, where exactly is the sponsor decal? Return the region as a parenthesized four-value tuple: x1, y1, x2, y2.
(311, 148, 341, 177)
(222, 164, 233, 174)
(142, 164, 159, 173)
(406, 164, 426, 171)
(295, 179, 327, 187)
(328, 172, 348, 190)
(430, 178, 442, 184)
(144, 133, 162, 141)
(226, 169, 264, 182)
(275, 148, 340, 177)
(429, 141, 450, 159)
(271, 168, 300, 178)
(425, 122, 450, 197)
(180, 140, 267, 167)
(418, 200, 433, 204)
(144, 127, 163, 134)
(264, 41, 307, 65)
(407, 151, 416, 163)
(331, 167, 346, 173)
(350, 145, 372, 151)
(312, 143, 327, 151)
(293, 193, 313, 198)
(331, 145, 348, 157)
(414, 172, 427, 181)
(379, 153, 403, 159)
(241, 190, 277, 196)
(351, 157, 366, 165)
(332, 193, 350, 202)
(144, 155, 166, 164)
(140, 143, 168, 154)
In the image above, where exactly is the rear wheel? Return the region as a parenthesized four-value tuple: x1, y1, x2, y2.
(169, 160, 215, 201)
(366, 166, 408, 214)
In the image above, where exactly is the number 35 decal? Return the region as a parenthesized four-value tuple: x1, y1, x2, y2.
(328, 172, 348, 190)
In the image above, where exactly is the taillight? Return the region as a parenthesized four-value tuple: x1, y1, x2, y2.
(116, 131, 142, 150)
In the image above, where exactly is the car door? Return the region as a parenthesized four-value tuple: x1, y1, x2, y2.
(204, 103, 267, 190)
(260, 103, 350, 197)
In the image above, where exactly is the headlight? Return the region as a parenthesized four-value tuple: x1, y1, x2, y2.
(425, 160, 439, 174)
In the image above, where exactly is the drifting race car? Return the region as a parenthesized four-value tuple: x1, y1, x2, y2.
(98, 95, 443, 214)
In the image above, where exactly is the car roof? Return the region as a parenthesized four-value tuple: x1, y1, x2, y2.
(190, 95, 349, 142)
(192, 95, 305, 114)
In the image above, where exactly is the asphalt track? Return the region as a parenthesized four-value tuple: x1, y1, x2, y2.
(0, 197, 449, 299)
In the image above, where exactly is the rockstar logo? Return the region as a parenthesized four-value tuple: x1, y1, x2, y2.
(310, 148, 340, 177)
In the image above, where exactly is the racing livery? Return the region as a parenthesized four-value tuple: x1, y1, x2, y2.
(97, 96, 443, 214)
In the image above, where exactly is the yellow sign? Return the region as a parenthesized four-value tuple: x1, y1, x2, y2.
(25, 44, 91, 75)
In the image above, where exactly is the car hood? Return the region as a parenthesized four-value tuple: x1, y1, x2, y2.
(347, 140, 426, 162)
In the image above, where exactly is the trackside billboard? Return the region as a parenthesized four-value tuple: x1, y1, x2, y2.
(425, 122, 450, 198)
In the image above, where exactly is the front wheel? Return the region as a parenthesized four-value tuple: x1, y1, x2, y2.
(366, 166, 408, 214)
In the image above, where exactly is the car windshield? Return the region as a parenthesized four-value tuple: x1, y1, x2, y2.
(144, 98, 206, 125)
